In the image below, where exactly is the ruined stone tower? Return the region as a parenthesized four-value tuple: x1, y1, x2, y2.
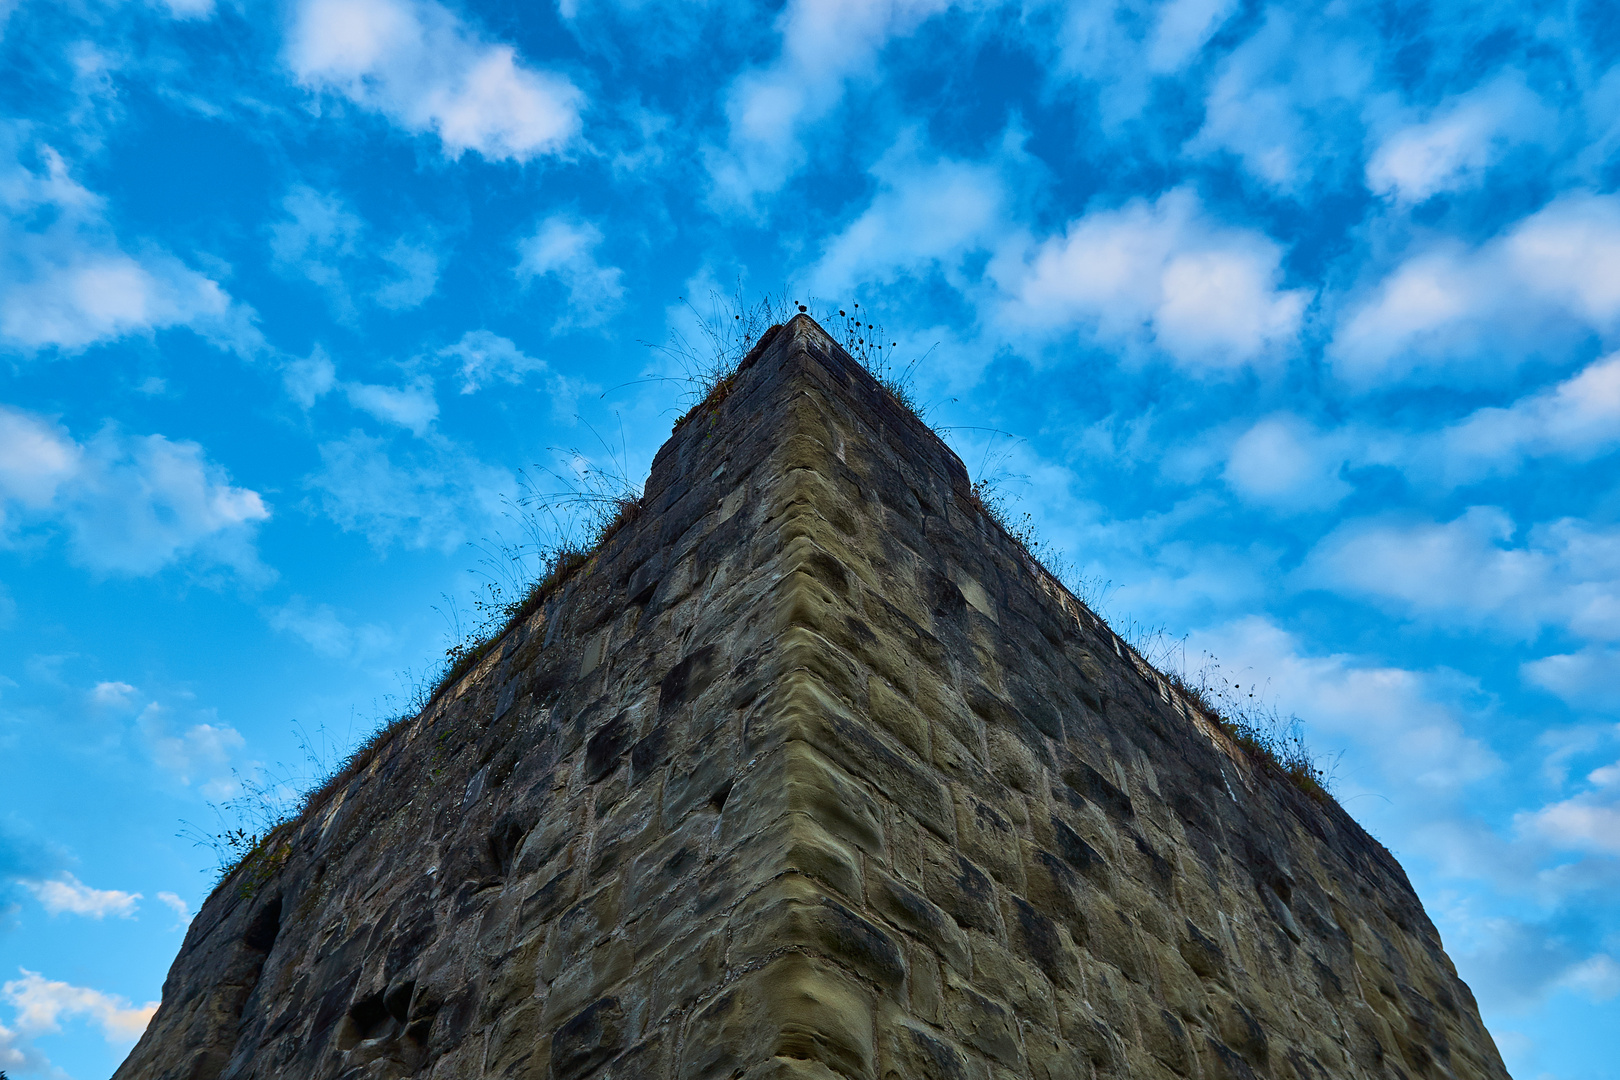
(117, 316, 1510, 1080)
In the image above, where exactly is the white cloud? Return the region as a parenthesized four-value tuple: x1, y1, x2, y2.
(268, 185, 363, 315)
(1187, 7, 1373, 193)
(2, 968, 155, 1044)
(1146, 0, 1238, 72)
(1519, 759, 1620, 858)
(1367, 74, 1553, 204)
(1558, 954, 1620, 1000)
(286, 0, 584, 162)
(994, 187, 1306, 371)
(89, 680, 137, 709)
(373, 237, 439, 309)
(1523, 648, 1620, 712)
(1330, 194, 1620, 387)
(0, 142, 258, 355)
(1420, 351, 1620, 483)
(139, 703, 245, 793)
(156, 891, 192, 928)
(707, 0, 956, 205)
(0, 405, 270, 577)
(307, 430, 511, 552)
(1304, 508, 1620, 641)
(267, 595, 390, 660)
(21, 873, 140, 920)
(1222, 414, 1351, 511)
(344, 378, 438, 435)
(807, 140, 1009, 297)
(435, 329, 584, 420)
(515, 216, 625, 328)
(283, 347, 338, 409)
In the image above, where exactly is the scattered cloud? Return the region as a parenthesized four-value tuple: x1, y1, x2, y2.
(344, 377, 438, 436)
(1366, 73, 1554, 205)
(88, 680, 137, 709)
(21, 873, 140, 919)
(993, 187, 1306, 371)
(1190, 616, 1500, 793)
(159, 0, 216, 17)
(0, 139, 259, 355)
(268, 184, 363, 317)
(0, 405, 270, 578)
(707, 0, 955, 205)
(514, 216, 625, 329)
(286, 0, 585, 162)
(283, 346, 338, 409)
(1518, 758, 1620, 857)
(155, 891, 191, 929)
(1417, 351, 1620, 484)
(1329, 195, 1620, 387)
(137, 701, 245, 795)
(436, 330, 583, 418)
(2, 968, 156, 1044)
(1523, 649, 1620, 712)
(267, 595, 390, 660)
(306, 430, 510, 552)
(1222, 414, 1351, 511)
(808, 138, 1011, 297)
(1304, 508, 1620, 642)
(373, 237, 439, 309)
(1187, 7, 1372, 193)
(270, 187, 442, 316)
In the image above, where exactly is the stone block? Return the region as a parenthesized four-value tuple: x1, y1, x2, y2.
(867, 867, 971, 975)
(550, 996, 628, 1080)
(942, 969, 1021, 1068)
(542, 882, 623, 982)
(1005, 895, 1081, 991)
(1022, 1022, 1087, 1080)
(749, 671, 954, 842)
(730, 814, 863, 900)
(540, 938, 632, 1030)
(678, 954, 875, 1080)
(954, 792, 1027, 891)
(923, 842, 1003, 938)
(730, 874, 907, 991)
(649, 926, 725, 1023)
(721, 741, 884, 856)
(968, 931, 1057, 1032)
(868, 675, 930, 759)
(878, 1009, 988, 1080)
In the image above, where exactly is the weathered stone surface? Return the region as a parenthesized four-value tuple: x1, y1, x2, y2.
(115, 316, 1510, 1080)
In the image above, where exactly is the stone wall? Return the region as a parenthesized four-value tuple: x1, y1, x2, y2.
(115, 315, 1510, 1080)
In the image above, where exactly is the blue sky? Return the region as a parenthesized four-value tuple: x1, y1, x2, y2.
(2, 0, 1618, 1075)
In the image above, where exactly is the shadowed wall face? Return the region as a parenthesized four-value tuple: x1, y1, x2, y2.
(115, 316, 1510, 1080)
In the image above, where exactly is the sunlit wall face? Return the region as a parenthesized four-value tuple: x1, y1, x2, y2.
(1, 1, 1617, 1077)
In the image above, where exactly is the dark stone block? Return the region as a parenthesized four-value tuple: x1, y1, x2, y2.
(585, 713, 631, 783)
(552, 997, 625, 1080)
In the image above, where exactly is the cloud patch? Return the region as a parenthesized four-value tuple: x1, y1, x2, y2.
(995, 187, 1306, 371)
(1330, 195, 1620, 387)
(1304, 508, 1620, 641)
(2, 968, 155, 1044)
(287, 0, 585, 162)
(21, 873, 140, 919)
(514, 216, 625, 329)
(0, 140, 258, 355)
(0, 405, 270, 578)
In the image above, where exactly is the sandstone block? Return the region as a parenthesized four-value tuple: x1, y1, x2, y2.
(678, 954, 875, 1080)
